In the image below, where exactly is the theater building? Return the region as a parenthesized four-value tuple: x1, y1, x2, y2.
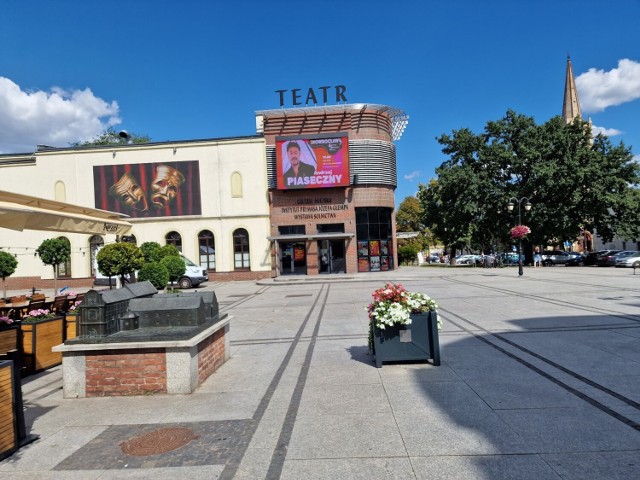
(256, 103, 408, 276)
(0, 136, 272, 290)
(0, 102, 407, 288)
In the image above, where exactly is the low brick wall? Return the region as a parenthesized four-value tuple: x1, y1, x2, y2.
(54, 317, 231, 398)
(85, 349, 167, 397)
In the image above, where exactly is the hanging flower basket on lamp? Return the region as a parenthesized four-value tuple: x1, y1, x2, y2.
(510, 225, 531, 240)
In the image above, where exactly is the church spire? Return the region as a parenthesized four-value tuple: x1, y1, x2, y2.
(562, 56, 582, 123)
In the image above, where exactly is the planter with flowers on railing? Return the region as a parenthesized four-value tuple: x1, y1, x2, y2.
(367, 283, 441, 368)
(20, 309, 64, 375)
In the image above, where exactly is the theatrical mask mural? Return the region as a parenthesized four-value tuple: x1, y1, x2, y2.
(93, 161, 202, 218)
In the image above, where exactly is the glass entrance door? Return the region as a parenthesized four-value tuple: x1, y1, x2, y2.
(318, 240, 345, 274)
(280, 241, 307, 275)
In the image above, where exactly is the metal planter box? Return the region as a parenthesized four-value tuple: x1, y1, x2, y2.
(373, 311, 441, 368)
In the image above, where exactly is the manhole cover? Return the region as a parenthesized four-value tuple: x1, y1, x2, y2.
(120, 427, 199, 456)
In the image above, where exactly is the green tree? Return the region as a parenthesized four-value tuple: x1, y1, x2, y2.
(396, 197, 424, 232)
(0, 251, 18, 299)
(158, 244, 180, 259)
(70, 126, 151, 147)
(160, 255, 186, 285)
(140, 242, 163, 263)
(36, 238, 71, 294)
(138, 262, 169, 290)
(418, 110, 640, 259)
(96, 242, 145, 288)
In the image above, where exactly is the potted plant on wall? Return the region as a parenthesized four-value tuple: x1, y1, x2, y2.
(20, 308, 64, 374)
(367, 283, 441, 368)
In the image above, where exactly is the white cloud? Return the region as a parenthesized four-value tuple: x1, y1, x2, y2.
(591, 124, 623, 137)
(404, 170, 421, 181)
(576, 59, 640, 113)
(0, 77, 120, 153)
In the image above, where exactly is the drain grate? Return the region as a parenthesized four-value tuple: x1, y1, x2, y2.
(120, 427, 199, 456)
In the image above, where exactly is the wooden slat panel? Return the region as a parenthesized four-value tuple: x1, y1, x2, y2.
(0, 364, 15, 455)
(0, 329, 18, 355)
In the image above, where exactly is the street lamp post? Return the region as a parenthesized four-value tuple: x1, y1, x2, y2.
(507, 197, 532, 276)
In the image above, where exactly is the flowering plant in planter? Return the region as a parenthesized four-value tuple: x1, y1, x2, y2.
(0, 316, 13, 325)
(510, 225, 531, 240)
(366, 283, 440, 352)
(67, 299, 82, 312)
(22, 309, 57, 323)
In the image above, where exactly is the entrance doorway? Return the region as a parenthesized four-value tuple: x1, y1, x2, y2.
(279, 241, 307, 275)
(318, 240, 345, 274)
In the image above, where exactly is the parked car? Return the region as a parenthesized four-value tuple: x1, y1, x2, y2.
(596, 250, 624, 267)
(540, 250, 570, 266)
(583, 250, 611, 266)
(500, 252, 523, 266)
(565, 252, 585, 266)
(614, 251, 640, 268)
(455, 254, 482, 265)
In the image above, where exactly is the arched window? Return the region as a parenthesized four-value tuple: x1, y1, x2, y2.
(121, 235, 137, 244)
(89, 235, 104, 276)
(233, 228, 250, 270)
(198, 230, 215, 270)
(231, 172, 243, 197)
(57, 237, 72, 278)
(165, 231, 182, 252)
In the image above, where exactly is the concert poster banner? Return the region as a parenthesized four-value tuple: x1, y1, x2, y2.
(93, 160, 201, 218)
(276, 133, 349, 190)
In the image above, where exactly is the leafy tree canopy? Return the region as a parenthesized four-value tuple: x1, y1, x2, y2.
(138, 262, 169, 290)
(418, 110, 639, 255)
(96, 242, 145, 286)
(140, 242, 163, 263)
(396, 197, 424, 232)
(70, 126, 151, 147)
(36, 238, 71, 267)
(160, 255, 186, 284)
(0, 251, 18, 298)
(0, 251, 18, 280)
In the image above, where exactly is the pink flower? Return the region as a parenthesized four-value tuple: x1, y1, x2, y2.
(510, 225, 531, 239)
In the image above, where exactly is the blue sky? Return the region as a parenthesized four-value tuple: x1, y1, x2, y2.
(2, 0, 639, 202)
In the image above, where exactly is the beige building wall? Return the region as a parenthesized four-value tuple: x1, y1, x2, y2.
(0, 137, 271, 285)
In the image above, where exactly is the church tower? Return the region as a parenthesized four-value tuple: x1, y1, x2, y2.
(562, 56, 582, 123)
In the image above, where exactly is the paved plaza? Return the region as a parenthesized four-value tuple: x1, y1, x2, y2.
(1, 265, 639, 479)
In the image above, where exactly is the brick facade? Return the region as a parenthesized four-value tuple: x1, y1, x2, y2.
(197, 327, 226, 384)
(63, 321, 229, 397)
(261, 105, 400, 276)
(85, 348, 167, 397)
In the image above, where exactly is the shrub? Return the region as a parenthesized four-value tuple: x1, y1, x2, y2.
(398, 245, 419, 265)
(140, 242, 163, 263)
(138, 262, 169, 289)
(161, 255, 186, 285)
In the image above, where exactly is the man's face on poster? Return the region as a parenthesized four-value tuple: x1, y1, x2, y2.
(109, 172, 148, 211)
(151, 165, 185, 208)
(287, 145, 301, 168)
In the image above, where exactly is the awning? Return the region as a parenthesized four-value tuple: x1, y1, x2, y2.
(267, 233, 355, 242)
(0, 190, 132, 235)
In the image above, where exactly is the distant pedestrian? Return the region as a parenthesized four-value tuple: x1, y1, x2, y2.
(534, 247, 542, 268)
